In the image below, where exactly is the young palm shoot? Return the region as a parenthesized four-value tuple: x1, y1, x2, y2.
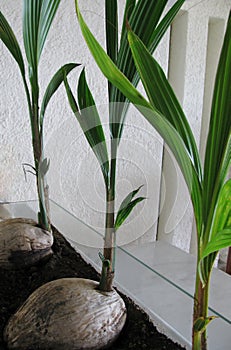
(0, 0, 78, 231)
(75, 4, 231, 349)
(65, 0, 185, 292)
(64, 68, 145, 291)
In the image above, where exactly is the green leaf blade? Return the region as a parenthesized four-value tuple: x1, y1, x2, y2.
(202, 229, 231, 260)
(40, 63, 80, 127)
(77, 68, 109, 185)
(37, 0, 61, 61)
(127, 28, 202, 182)
(105, 0, 118, 97)
(201, 179, 231, 261)
(75, 0, 202, 232)
(105, 0, 118, 64)
(148, 0, 185, 54)
(115, 192, 145, 230)
(199, 179, 231, 285)
(64, 74, 79, 114)
(120, 0, 136, 43)
(118, 185, 144, 213)
(23, 0, 61, 94)
(110, 0, 168, 139)
(0, 11, 25, 76)
(203, 12, 231, 225)
(23, 0, 42, 72)
(110, 0, 185, 140)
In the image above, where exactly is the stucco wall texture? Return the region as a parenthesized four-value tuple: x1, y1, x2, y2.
(0, 0, 230, 251)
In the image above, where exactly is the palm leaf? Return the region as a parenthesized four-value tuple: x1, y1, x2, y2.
(105, 0, 118, 64)
(210, 179, 231, 241)
(0, 11, 25, 76)
(110, 0, 185, 140)
(201, 229, 231, 261)
(115, 186, 145, 230)
(148, 0, 185, 53)
(0, 11, 32, 118)
(199, 179, 231, 285)
(40, 63, 80, 129)
(75, 0, 203, 233)
(105, 0, 118, 97)
(115, 196, 145, 230)
(127, 28, 202, 182)
(37, 0, 61, 61)
(23, 0, 42, 77)
(23, 0, 60, 93)
(203, 12, 231, 230)
(110, 0, 167, 139)
(117, 185, 143, 212)
(199, 173, 231, 286)
(120, 0, 136, 43)
(64, 69, 109, 185)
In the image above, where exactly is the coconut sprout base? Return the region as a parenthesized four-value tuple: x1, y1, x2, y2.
(4, 278, 127, 350)
(0, 218, 53, 268)
(0, 227, 185, 350)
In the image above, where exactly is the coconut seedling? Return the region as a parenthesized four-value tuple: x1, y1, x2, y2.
(3, 1, 185, 349)
(0, 0, 78, 266)
(64, 0, 185, 293)
(75, 4, 231, 350)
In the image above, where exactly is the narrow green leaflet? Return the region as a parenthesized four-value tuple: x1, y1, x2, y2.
(75, 0, 202, 233)
(127, 29, 202, 182)
(110, 0, 168, 139)
(23, 0, 61, 93)
(23, 0, 42, 73)
(198, 14, 231, 287)
(132, 0, 186, 87)
(0, 11, 25, 76)
(148, 0, 185, 53)
(37, 0, 61, 61)
(118, 185, 143, 212)
(201, 229, 231, 260)
(115, 191, 145, 230)
(105, 0, 118, 64)
(77, 68, 109, 185)
(40, 63, 80, 128)
(110, 0, 185, 140)
(64, 69, 109, 186)
(0, 10, 32, 118)
(105, 0, 118, 97)
(120, 0, 135, 43)
(115, 185, 144, 230)
(64, 74, 79, 114)
(203, 12, 231, 226)
(201, 179, 231, 260)
(199, 179, 231, 285)
(210, 179, 231, 240)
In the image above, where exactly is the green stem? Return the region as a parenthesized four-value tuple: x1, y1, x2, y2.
(23, 72, 50, 231)
(31, 96, 50, 232)
(192, 264, 210, 350)
(99, 139, 117, 292)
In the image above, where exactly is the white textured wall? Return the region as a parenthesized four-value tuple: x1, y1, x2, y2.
(0, 0, 230, 250)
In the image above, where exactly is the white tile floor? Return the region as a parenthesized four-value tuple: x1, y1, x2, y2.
(2, 200, 231, 350)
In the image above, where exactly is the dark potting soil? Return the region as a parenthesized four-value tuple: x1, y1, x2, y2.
(0, 227, 185, 350)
